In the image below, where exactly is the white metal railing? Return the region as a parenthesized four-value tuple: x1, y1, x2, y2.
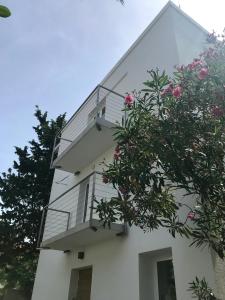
(37, 172, 118, 247)
(50, 85, 125, 168)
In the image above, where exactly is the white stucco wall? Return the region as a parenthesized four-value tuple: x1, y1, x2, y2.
(32, 3, 215, 300)
(32, 250, 71, 300)
(33, 228, 215, 300)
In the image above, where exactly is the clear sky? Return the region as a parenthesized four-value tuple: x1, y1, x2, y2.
(0, 0, 225, 172)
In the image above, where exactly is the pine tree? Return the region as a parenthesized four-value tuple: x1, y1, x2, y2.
(0, 107, 65, 298)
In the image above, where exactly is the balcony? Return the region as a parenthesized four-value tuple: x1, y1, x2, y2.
(51, 85, 125, 173)
(37, 172, 125, 251)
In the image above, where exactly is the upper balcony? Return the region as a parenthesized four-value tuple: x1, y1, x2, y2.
(37, 172, 125, 251)
(51, 85, 125, 173)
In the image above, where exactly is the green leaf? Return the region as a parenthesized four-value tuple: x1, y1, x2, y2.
(0, 5, 11, 18)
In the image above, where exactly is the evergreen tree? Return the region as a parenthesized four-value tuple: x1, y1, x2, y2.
(0, 107, 65, 298)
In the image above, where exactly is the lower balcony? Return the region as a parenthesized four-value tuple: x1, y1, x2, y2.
(37, 172, 125, 251)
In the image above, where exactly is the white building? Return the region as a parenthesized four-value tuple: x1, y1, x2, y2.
(32, 2, 216, 300)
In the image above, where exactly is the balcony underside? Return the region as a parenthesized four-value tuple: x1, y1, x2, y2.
(52, 118, 117, 173)
(41, 220, 125, 251)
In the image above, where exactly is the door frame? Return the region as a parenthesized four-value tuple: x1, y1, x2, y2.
(68, 266, 93, 300)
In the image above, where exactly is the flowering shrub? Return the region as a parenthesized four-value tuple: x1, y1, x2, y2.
(124, 94, 134, 106)
(189, 277, 216, 299)
(172, 85, 182, 98)
(96, 32, 225, 298)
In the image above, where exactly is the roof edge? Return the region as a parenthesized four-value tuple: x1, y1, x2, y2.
(101, 1, 208, 86)
(61, 1, 209, 134)
(169, 1, 208, 35)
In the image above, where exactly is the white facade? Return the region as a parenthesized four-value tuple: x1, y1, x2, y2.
(32, 2, 216, 300)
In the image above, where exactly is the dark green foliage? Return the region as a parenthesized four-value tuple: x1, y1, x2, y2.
(189, 277, 217, 299)
(0, 107, 65, 297)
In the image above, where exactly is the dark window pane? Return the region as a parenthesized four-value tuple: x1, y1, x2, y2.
(157, 260, 177, 300)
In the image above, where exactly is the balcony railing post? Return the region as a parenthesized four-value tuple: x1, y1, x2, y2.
(90, 172, 97, 222)
(50, 135, 57, 169)
(37, 207, 46, 248)
(66, 212, 70, 231)
(96, 86, 100, 105)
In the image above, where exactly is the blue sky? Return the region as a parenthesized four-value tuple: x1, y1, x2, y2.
(1, 0, 225, 172)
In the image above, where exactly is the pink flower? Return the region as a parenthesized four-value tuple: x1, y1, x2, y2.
(102, 175, 109, 184)
(172, 86, 182, 98)
(124, 94, 134, 106)
(115, 145, 120, 154)
(198, 68, 208, 80)
(211, 106, 225, 118)
(188, 59, 203, 70)
(114, 153, 120, 160)
(114, 145, 121, 160)
(187, 211, 195, 220)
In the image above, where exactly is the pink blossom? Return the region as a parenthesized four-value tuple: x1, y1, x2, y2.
(172, 86, 182, 98)
(211, 106, 225, 118)
(102, 175, 109, 184)
(187, 211, 195, 220)
(188, 59, 203, 70)
(198, 68, 209, 80)
(114, 153, 120, 160)
(114, 145, 121, 160)
(115, 145, 120, 154)
(124, 94, 134, 106)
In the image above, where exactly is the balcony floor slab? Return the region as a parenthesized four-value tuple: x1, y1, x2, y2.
(41, 219, 125, 251)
